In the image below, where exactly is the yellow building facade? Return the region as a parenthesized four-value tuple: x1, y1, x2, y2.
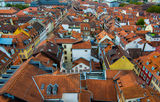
(109, 56, 134, 70)
(14, 28, 40, 61)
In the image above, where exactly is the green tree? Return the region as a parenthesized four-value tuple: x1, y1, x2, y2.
(119, 3, 128, 7)
(5, 4, 29, 10)
(6, 4, 12, 7)
(136, 18, 145, 25)
(147, 5, 160, 13)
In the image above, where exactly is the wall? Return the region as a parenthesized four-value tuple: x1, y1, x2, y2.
(125, 97, 142, 102)
(62, 93, 78, 102)
(62, 44, 72, 63)
(109, 56, 134, 70)
(145, 25, 153, 32)
(40, 29, 47, 42)
(145, 34, 160, 42)
(125, 38, 142, 51)
(72, 63, 90, 73)
(72, 49, 91, 61)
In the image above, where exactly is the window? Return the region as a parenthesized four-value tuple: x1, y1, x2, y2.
(156, 80, 159, 85)
(76, 69, 78, 72)
(145, 69, 148, 74)
(48, 49, 52, 52)
(71, 70, 74, 72)
(79, 65, 82, 68)
(23, 55, 25, 58)
(150, 83, 153, 88)
(65, 56, 67, 60)
(85, 50, 87, 52)
(141, 72, 143, 77)
(64, 51, 67, 54)
(137, 99, 140, 102)
(149, 72, 152, 77)
(157, 71, 159, 76)
(4, 57, 9, 61)
(153, 87, 156, 90)
(154, 55, 157, 58)
(64, 45, 66, 48)
(146, 61, 149, 65)
(151, 66, 155, 70)
(1, 60, 5, 63)
(143, 74, 146, 80)
(143, 66, 145, 71)
(152, 76, 156, 82)
(146, 78, 149, 84)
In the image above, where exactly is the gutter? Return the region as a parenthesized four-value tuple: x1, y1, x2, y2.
(32, 77, 45, 101)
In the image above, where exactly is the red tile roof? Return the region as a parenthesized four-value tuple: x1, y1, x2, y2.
(79, 89, 92, 102)
(135, 51, 160, 81)
(55, 38, 82, 44)
(33, 73, 80, 99)
(71, 31, 82, 39)
(96, 30, 114, 43)
(72, 40, 91, 49)
(0, 7, 17, 14)
(86, 79, 117, 101)
(0, 57, 47, 102)
(73, 58, 90, 67)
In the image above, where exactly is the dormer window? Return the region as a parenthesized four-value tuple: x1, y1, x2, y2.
(52, 84, 58, 95)
(146, 61, 149, 65)
(149, 72, 152, 77)
(46, 84, 58, 95)
(4, 57, 9, 61)
(143, 66, 145, 71)
(154, 56, 157, 58)
(46, 84, 52, 95)
(145, 69, 148, 74)
(151, 66, 155, 70)
(1, 59, 5, 63)
(156, 71, 159, 76)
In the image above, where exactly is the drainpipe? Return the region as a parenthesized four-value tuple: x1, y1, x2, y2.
(141, 43, 146, 56)
(113, 71, 121, 80)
